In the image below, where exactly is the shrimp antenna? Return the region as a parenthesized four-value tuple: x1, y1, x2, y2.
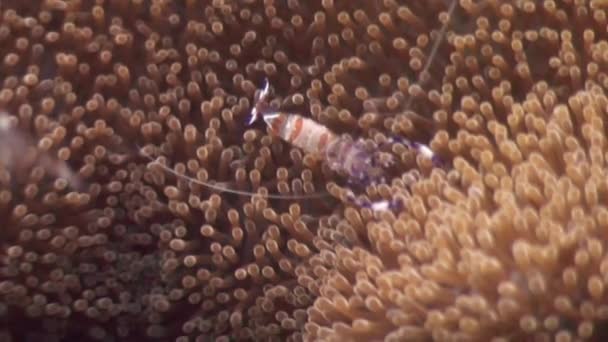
(137, 145, 330, 200)
(403, 0, 458, 111)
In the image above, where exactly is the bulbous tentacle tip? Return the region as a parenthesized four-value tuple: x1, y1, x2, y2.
(378, 154, 396, 168)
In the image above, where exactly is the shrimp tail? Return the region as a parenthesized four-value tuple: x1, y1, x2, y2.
(247, 78, 271, 126)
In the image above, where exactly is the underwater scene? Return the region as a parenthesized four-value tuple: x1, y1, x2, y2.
(1, 0, 608, 341)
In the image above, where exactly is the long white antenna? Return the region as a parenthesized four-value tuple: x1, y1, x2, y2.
(403, 0, 458, 111)
(137, 145, 329, 200)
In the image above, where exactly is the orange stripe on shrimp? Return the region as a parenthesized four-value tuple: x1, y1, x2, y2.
(288, 116, 333, 156)
(317, 132, 332, 152)
(289, 116, 304, 141)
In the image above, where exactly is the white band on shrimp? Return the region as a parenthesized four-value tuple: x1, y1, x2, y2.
(248, 79, 272, 125)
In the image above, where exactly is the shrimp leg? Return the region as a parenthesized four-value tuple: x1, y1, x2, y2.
(343, 190, 404, 212)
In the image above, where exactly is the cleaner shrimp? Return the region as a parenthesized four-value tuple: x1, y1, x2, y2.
(246, 79, 441, 211)
(139, 0, 456, 212)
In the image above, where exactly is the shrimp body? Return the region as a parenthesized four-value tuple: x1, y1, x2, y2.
(262, 111, 336, 157)
(261, 110, 386, 184)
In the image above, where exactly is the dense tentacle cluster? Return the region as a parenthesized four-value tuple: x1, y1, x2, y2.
(4, 0, 608, 341)
(0, 0, 450, 340)
(306, 1, 608, 341)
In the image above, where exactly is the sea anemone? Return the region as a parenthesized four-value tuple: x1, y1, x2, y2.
(4, 0, 608, 341)
(305, 1, 608, 341)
